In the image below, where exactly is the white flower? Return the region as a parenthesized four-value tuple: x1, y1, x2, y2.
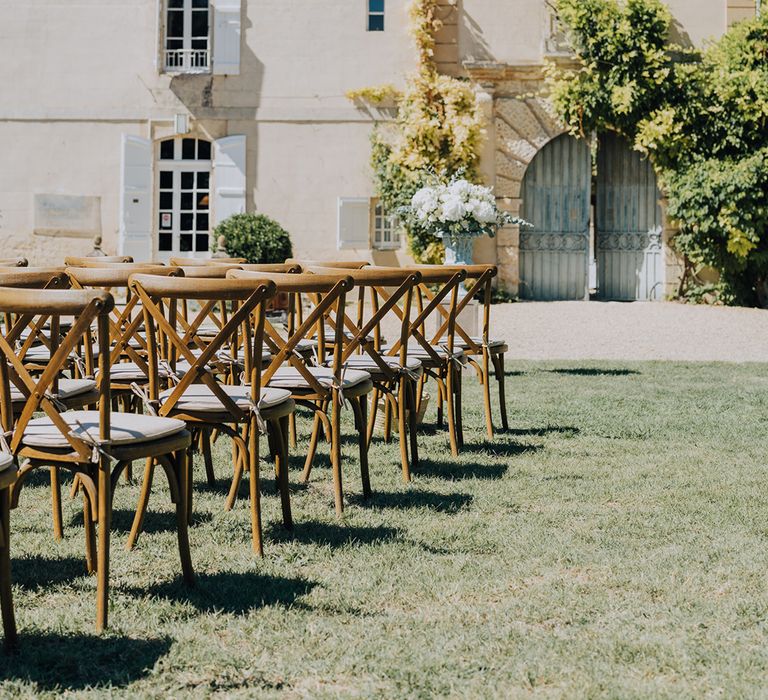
(448, 179, 472, 198)
(475, 201, 497, 223)
(441, 195, 466, 222)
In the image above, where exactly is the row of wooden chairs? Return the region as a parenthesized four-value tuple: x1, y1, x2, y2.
(0, 254, 510, 644)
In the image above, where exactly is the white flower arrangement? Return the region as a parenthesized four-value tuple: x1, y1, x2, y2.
(401, 176, 529, 243)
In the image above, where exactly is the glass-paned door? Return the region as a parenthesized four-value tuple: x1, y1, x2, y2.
(156, 137, 211, 261)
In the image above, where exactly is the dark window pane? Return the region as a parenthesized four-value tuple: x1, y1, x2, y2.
(197, 140, 211, 160)
(180, 234, 193, 252)
(369, 0, 384, 12)
(181, 171, 194, 189)
(159, 233, 173, 251)
(182, 138, 196, 160)
(196, 234, 209, 251)
(159, 212, 172, 229)
(196, 171, 210, 189)
(181, 213, 194, 231)
(159, 170, 173, 189)
(191, 38, 208, 51)
(159, 191, 173, 209)
(160, 139, 175, 160)
(368, 14, 384, 31)
(197, 193, 209, 209)
(168, 0, 183, 7)
(196, 213, 209, 231)
(167, 9, 183, 37)
(191, 10, 208, 36)
(180, 192, 194, 210)
(192, 0, 208, 7)
(166, 38, 183, 51)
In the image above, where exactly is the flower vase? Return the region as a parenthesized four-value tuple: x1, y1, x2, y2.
(441, 233, 475, 296)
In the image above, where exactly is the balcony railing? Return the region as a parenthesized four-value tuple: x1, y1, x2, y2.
(164, 48, 210, 73)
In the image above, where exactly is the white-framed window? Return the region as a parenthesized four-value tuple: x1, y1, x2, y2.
(371, 198, 400, 250)
(544, 4, 571, 55)
(165, 0, 210, 73)
(156, 137, 212, 258)
(367, 0, 384, 31)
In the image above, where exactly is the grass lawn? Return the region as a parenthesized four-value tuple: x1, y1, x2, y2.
(2, 361, 768, 697)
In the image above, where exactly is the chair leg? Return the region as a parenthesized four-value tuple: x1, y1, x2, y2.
(445, 366, 459, 457)
(95, 455, 112, 632)
(482, 348, 494, 439)
(351, 396, 372, 498)
(0, 488, 17, 650)
(83, 489, 96, 575)
(436, 375, 445, 428)
(455, 364, 464, 451)
(274, 415, 293, 529)
(383, 392, 393, 443)
(397, 380, 411, 483)
(495, 353, 509, 430)
(247, 418, 264, 556)
(301, 408, 323, 483)
(127, 457, 154, 550)
(330, 393, 343, 516)
(171, 450, 195, 584)
(288, 412, 297, 450)
(50, 467, 64, 541)
(225, 443, 244, 511)
(201, 428, 215, 487)
(366, 388, 380, 448)
(407, 378, 420, 470)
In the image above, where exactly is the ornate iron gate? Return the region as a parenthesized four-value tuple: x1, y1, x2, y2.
(519, 134, 592, 300)
(596, 132, 663, 300)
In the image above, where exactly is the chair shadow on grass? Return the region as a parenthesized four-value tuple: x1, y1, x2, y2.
(11, 555, 87, 591)
(415, 458, 508, 481)
(0, 631, 172, 691)
(457, 440, 541, 458)
(547, 368, 639, 377)
(126, 571, 316, 615)
(105, 508, 213, 535)
(502, 425, 580, 438)
(348, 489, 473, 514)
(266, 520, 400, 548)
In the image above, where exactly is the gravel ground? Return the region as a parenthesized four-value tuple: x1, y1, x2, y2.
(489, 301, 768, 362)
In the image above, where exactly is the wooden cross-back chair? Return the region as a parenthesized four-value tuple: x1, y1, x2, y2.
(380, 266, 467, 456)
(409, 264, 507, 436)
(64, 256, 134, 266)
(0, 450, 17, 650)
(169, 256, 246, 266)
(130, 273, 293, 556)
(228, 270, 373, 516)
(0, 286, 194, 632)
(306, 266, 424, 482)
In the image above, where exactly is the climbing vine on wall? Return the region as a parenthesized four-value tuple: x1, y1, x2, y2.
(547, 0, 768, 306)
(348, 0, 486, 263)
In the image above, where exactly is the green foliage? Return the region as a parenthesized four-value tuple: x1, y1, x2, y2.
(215, 213, 293, 265)
(548, 1, 768, 305)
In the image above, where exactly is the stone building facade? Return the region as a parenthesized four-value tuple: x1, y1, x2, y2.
(0, 0, 758, 298)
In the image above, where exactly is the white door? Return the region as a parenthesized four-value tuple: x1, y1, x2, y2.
(156, 137, 212, 262)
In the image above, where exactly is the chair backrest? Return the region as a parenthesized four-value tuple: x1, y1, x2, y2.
(239, 263, 302, 274)
(306, 266, 423, 376)
(64, 256, 133, 266)
(0, 258, 28, 267)
(406, 264, 497, 352)
(288, 259, 370, 271)
(228, 270, 355, 396)
(129, 274, 276, 420)
(0, 287, 114, 462)
(169, 256, 246, 266)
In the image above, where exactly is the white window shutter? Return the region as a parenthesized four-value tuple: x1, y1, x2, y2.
(337, 198, 371, 250)
(212, 0, 241, 75)
(118, 135, 153, 261)
(213, 135, 246, 225)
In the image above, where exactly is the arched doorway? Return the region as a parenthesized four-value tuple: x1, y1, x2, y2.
(519, 133, 591, 300)
(595, 132, 663, 300)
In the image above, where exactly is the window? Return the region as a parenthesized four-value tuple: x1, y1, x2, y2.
(157, 138, 211, 257)
(371, 199, 400, 250)
(165, 0, 210, 73)
(367, 0, 384, 31)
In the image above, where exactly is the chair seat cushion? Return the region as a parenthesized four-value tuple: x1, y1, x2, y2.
(382, 343, 465, 362)
(325, 355, 422, 376)
(456, 337, 508, 352)
(159, 384, 292, 413)
(104, 362, 171, 383)
(22, 411, 186, 449)
(11, 378, 96, 403)
(267, 366, 371, 391)
(0, 453, 13, 472)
